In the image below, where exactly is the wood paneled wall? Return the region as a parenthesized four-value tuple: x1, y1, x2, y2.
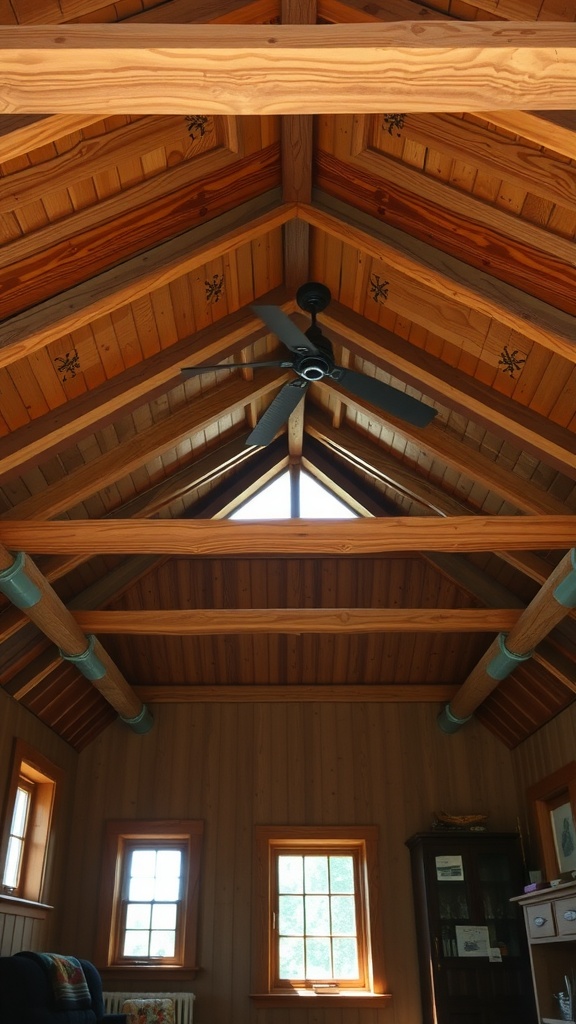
(512, 702, 576, 870)
(57, 701, 522, 1024)
(0, 689, 77, 954)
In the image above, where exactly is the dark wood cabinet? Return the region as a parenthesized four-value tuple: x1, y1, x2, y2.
(406, 832, 537, 1024)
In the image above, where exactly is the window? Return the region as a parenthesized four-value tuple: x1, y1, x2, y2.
(230, 469, 358, 520)
(96, 820, 203, 977)
(0, 739, 60, 903)
(252, 826, 389, 1007)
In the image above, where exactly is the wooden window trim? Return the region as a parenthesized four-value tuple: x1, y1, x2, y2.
(251, 825, 391, 1008)
(95, 819, 203, 978)
(0, 739, 62, 903)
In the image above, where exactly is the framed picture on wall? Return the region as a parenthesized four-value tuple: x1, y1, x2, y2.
(528, 762, 576, 881)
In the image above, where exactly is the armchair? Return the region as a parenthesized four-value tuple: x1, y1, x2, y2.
(0, 952, 126, 1024)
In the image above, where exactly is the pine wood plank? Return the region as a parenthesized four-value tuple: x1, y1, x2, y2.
(73, 607, 521, 633)
(321, 303, 576, 479)
(0, 194, 295, 367)
(0, 515, 573, 554)
(403, 113, 576, 215)
(2, 24, 576, 115)
(0, 368, 291, 520)
(302, 199, 576, 363)
(130, 0, 280, 23)
(0, 115, 104, 164)
(0, 116, 192, 215)
(0, 143, 281, 316)
(481, 110, 576, 160)
(134, 683, 457, 701)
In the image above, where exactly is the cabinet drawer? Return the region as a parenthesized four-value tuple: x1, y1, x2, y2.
(526, 901, 556, 938)
(555, 894, 576, 936)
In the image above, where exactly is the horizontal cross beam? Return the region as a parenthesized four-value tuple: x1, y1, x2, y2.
(0, 516, 573, 554)
(2, 24, 576, 114)
(72, 608, 522, 634)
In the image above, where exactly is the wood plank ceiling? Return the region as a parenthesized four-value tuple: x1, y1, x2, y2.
(0, 0, 575, 751)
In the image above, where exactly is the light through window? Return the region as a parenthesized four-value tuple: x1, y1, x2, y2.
(3, 783, 32, 890)
(231, 470, 357, 520)
(96, 819, 203, 972)
(277, 853, 359, 981)
(252, 825, 387, 1002)
(122, 846, 182, 959)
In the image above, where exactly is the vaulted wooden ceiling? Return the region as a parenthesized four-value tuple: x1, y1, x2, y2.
(0, 0, 575, 752)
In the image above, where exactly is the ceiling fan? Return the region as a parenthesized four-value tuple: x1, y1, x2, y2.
(181, 282, 437, 446)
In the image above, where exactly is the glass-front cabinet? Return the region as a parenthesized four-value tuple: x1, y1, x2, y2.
(406, 832, 537, 1024)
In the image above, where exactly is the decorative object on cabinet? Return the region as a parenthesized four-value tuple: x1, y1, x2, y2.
(529, 763, 576, 882)
(407, 831, 537, 1024)
(512, 880, 576, 1024)
(433, 810, 489, 831)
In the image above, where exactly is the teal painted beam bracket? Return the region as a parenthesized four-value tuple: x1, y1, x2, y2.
(120, 704, 154, 734)
(437, 703, 472, 734)
(0, 550, 42, 609)
(59, 633, 106, 680)
(486, 632, 533, 681)
(553, 548, 576, 608)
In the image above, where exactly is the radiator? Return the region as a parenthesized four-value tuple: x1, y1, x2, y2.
(103, 991, 194, 1024)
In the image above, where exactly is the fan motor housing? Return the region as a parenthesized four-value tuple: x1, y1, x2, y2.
(296, 354, 333, 380)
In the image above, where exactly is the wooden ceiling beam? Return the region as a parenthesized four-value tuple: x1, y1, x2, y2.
(307, 408, 568, 587)
(8, 0, 276, 26)
(301, 198, 576, 364)
(400, 113, 576, 216)
(0, 516, 573, 555)
(0, 114, 103, 163)
(2, 649, 60, 700)
(442, 547, 576, 729)
(131, 0, 281, 23)
(2, 24, 576, 115)
(280, 5, 315, 288)
(0, 368, 292, 520)
(73, 607, 522, 635)
(480, 110, 576, 161)
(320, 381, 573, 514)
(0, 193, 295, 367)
(319, 0, 450, 21)
(0, 298, 292, 480)
(135, 683, 458, 703)
(184, 438, 289, 519)
(0, 543, 149, 730)
(321, 302, 576, 479)
(1, 138, 279, 318)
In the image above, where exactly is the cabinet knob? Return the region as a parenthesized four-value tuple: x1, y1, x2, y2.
(533, 916, 547, 927)
(563, 909, 576, 921)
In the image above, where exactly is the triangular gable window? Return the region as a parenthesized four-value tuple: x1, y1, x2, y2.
(230, 469, 358, 520)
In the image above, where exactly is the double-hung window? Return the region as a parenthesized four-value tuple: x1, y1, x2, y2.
(1, 739, 60, 903)
(96, 820, 203, 976)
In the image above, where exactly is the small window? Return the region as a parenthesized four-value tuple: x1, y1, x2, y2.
(96, 820, 203, 974)
(252, 826, 389, 1006)
(1, 739, 60, 903)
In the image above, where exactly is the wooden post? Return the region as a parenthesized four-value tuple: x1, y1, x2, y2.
(0, 544, 152, 731)
(439, 549, 576, 731)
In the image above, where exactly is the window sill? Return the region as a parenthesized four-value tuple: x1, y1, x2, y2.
(250, 992, 392, 1008)
(98, 966, 200, 984)
(0, 894, 53, 918)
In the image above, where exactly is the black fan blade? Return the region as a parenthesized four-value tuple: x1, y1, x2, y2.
(181, 360, 292, 377)
(246, 380, 309, 446)
(334, 368, 437, 427)
(252, 305, 321, 356)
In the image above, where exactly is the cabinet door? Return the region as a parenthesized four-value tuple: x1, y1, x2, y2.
(409, 835, 536, 1024)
